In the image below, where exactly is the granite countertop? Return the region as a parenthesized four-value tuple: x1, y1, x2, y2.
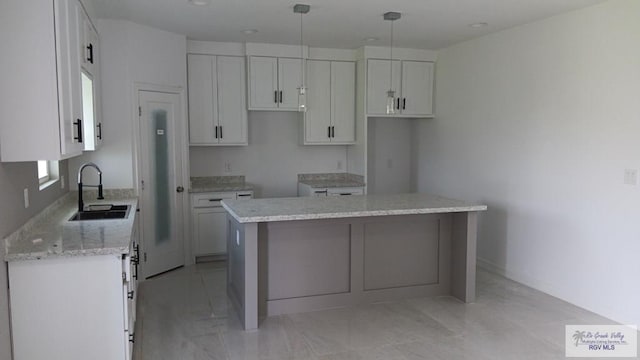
(298, 173, 365, 188)
(190, 176, 254, 193)
(222, 193, 487, 223)
(4, 190, 138, 261)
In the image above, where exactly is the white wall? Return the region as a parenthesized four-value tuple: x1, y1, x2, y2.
(417, 0, 640, 325)
(190, 112, 347, 198)
(0, 161, 69, 360)
(367, 117, 415, 194)
(69, 20, 187, 190)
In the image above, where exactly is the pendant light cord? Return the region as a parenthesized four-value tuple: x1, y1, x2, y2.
(389, 20, 394, 91)
(300, 12, 304, 87)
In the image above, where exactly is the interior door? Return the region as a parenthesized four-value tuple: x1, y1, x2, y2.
(138, 90, 185, 277)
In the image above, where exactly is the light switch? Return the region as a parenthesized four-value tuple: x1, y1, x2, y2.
(624, 169, 638, 185)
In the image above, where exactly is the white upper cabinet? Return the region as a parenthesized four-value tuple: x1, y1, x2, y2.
(330, 61, 356, 143)
(248, 56, 302, 111)
(217, 56, 248, 145)
(80, 13, 99, 76)
(248, 56, 278, 109)
(277, 58, 303, 110)
(79, 8, 103, 151)
(367, 59, 401, 116)
(366, 59, 433, 117)
(188, 54, 247, 146)
(304, 60, 331, 143)
(0, 0, 89, 161)
(303, 60, 355, 145)
(401, 61, 434, 116)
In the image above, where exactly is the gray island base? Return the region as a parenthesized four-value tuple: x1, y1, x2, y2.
(221, 193, 487, 330)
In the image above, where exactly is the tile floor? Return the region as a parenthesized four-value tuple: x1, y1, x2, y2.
(132, 263, 629, 360)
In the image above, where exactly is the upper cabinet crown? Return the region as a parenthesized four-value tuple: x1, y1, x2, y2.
(366, 59, 434, 118)
(0, 0, 101, 161)
(188, 54, 248, 146)
(248, 56, 302, 111)
(303, 60, 356, 145)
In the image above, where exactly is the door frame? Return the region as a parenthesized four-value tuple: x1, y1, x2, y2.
(132, 82, 192, 280)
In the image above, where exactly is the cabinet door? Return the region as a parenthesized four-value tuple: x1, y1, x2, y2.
(366, 59, 401, 115)
(278, 57, 303, 110)
(248, 56, 278, 110)
(330, 61, 356, 143)
(401, 61, 434, 116)
(217, 56, 248, 145)
(77, 7, 102, 151)
(57, 0, 85, 157)
(81, 71, 100, 150)
(80, 14, 98, 76)
(193, 208, 228, 256)
(188, 54, 217, 144)
(304, 60, 331, 143)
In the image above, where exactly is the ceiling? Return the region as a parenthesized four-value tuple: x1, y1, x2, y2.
(93, 0, 605, 50)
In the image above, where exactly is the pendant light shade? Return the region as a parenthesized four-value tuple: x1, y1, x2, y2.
(294, 4, 310, 112)
(384, 12, 401, 115)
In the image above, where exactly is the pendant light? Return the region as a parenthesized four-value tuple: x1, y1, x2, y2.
(294, 4, 310, 112)
(383, 12, 401, 115)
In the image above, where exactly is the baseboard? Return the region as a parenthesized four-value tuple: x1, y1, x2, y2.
(476, 256, 633, 326)
(476, 257, 507, 277)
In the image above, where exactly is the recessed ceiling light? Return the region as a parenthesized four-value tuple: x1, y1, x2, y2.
(243, 29, 259, 35)
(188, 0, 209, 6)
(364, 37, 379, 42)
(469, 22, 488, 28)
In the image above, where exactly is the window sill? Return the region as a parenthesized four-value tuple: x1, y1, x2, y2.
(39, 178, 59, 191)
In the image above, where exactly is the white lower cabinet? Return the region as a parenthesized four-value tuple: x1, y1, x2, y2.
(191, 191, 253, 258)
(298, 183, 364, 197)
(8, 241, 139, 360)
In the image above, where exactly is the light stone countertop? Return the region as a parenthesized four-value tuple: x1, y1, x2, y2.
(190, 176, 254, 193)
(222, 193, 487, 223)
(298, 173, 365, 188)
(4, 191, 138, 262)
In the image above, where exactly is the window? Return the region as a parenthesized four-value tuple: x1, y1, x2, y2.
(37, 160, 60, 190)
(37, 160, 50, 184)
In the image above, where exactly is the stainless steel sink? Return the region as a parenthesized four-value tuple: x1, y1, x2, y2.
(69, 204, 131, 221)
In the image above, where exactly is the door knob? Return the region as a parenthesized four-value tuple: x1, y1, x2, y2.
(176, 186, 184, 193)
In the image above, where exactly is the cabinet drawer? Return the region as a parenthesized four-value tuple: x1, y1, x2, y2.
(236, 191, 253, 199)
(327, 187, 364, 196)
(192, 192, 235, 208)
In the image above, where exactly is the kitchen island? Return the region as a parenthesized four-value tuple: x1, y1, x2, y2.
(221, 193, 487, 330)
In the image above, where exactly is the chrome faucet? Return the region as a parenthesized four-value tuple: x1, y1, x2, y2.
(77, 162, 104, 212)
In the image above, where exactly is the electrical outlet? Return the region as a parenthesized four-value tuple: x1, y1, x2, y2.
(624, 169, 638, 185)
(224, 162, 232, 173)
(337, 160, 343, 170)
(23, 188, 29, 208)
(387, 158, 393, 169)
(61, 175, 65, 189)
